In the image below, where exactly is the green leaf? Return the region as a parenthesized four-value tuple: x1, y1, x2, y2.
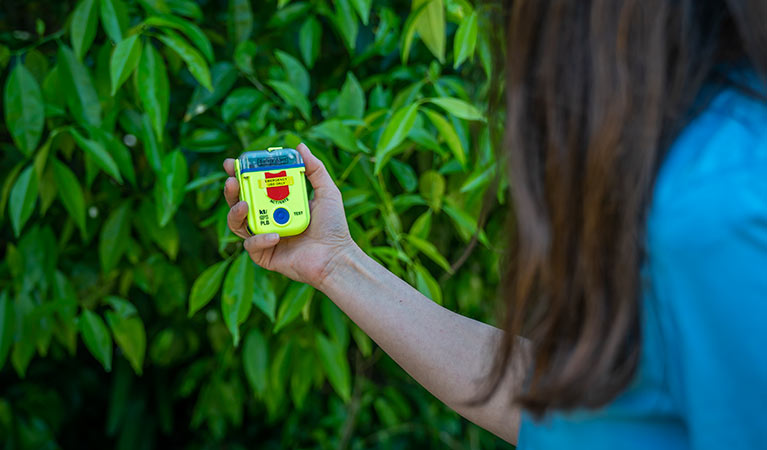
(89, 126, 136, 186)
(222, 87, 263, 123)
(79, 309, 113, 371)
(413, 0, 445, 63)
(144, 14, 214, 62)
(229, 0, 254, 43)
(4, 63, 44, 155)
(413, 263, 442, 304)
(332, 0, 358, 51)
(315, 332, 351, 402)
(52, 159, 86, 233)
(337, 72, 365, 119)
(100, 0, 129, 42)
(9, 166, 38, 238)
(426, 97, 484, 121)
(443, 198, 490, 246)
(70, 0, 99, 60)
(70, 127, 122, 182)
(110, 34, 142, 95)
(453, 11, 477, 68)
(106, 310, 146, 375)
(419, 170, 445, 211)
(99, 201, 132, 272)
(422, 108, 465, 167)
(184, 61, 238, 121)
(188, 258, 231, 317)
(460, 163, 495, 193)
(401, 2, 430, 64)
(274, 283, 314, 333)
(298, 17, 321, 68)
(0, 291, 13, 371)
(221, 252, 255, 346)
(409, 209, 432, 240)
(154, 150, 188, 227)
(158, 30, 212, 91)
(350, 0, 371, 25)
(252, 268, 276, 322)
(243, 329, 268, 397)
(275, 50, 310, 96)
(375, 103, 419, 173)
(389, 159, 418, 192)
(320, 297, 349, 349)
(267, 80, 311, 120)
(310, 119, 359, 154)
(58, 45, 102, 127)
(406, 235, 452, 273)
(140, 112, 163, 171)
(138, 42, 170, 142)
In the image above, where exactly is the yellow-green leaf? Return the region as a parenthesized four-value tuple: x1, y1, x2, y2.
(422, 108, 465, 167)
(274, 283, 314, 333)
(375, 103, 419, 173)
(158, 30, 212, 91)
(426, 96, 484, 121)
(413, 0, 445, 63)
(453, 11, 477, 68)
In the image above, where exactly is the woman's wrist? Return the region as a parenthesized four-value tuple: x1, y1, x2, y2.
(315, 240, 365, 294)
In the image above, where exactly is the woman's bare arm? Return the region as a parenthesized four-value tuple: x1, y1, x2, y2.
(319, 245, 528, 444)
(224, 143, 528, 444)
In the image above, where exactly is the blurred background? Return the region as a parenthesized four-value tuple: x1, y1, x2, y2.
(0, 0, 512, 448)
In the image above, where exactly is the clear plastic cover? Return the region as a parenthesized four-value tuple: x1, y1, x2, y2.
(238, 148, 304, 170)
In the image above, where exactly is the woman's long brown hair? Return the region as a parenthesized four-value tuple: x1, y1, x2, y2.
(485, 0, 767, 416)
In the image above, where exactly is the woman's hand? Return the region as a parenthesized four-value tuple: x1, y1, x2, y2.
(223, 143, 356, 287)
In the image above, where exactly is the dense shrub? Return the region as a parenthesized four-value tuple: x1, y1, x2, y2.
(0, 0, 511, 448)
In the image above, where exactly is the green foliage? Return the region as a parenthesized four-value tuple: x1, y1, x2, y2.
(0, 0, 510, 448)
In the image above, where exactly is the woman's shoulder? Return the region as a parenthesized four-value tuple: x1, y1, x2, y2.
(649, 71, 767, 250)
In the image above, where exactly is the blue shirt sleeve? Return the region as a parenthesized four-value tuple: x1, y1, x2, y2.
(647, 94, 767, 449)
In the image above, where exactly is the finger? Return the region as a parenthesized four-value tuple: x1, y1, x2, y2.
(295, 143, 337, 192)
(223, 158, 236, 176)
(224, 177, 240, 207)
(244, 233, 280, 252)
(227, 201, 250, 239)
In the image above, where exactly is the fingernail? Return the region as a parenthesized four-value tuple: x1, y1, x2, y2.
(266, 233, 279, 242)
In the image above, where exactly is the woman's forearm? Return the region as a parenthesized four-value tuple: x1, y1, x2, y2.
(318, 244, 526, 445)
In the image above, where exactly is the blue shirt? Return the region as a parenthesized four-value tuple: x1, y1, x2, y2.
(518, 72, 767, 450)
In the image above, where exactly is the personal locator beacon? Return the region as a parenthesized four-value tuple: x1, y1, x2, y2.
(234, 147, 311, 237)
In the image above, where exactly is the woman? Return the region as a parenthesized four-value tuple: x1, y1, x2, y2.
(223, 0, 767, 447)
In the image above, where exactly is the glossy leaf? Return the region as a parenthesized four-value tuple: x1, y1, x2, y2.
(426, 96, 484, 121)
(337, 72, 365, 119)
(252, 267, 277, 322)
(79, 309, 113, 371)
(188, 258, 232, 317)
(422, 108, 465, 167)
(267, 80, 311, 120)
(274, 283, 314, 333)
(406, 235, 452, 273)
(110, 34, 142, 95)
(52, 159, 86, 233)
(106, 309, 146, 375)
(100, 0, 129, 42)
(401, 2, 430, 64)
(389, 158, 418, 192)
(9, 166, 39, 237)
(350, 0, 371, 25)
(333, 0, 358, 51)
(275, 50, 310, 96)
(315, 333, 351, 402)
(99, 201, 132, 273)
(221, 252, 255, 346)
(70, 127, 122, 182)
(453, 11, 477, 68)
(419, 170, 445, 211)
(4, 63, 44, 155)
(222, 87, 262, 123)
(413, 263, 442, 304)
(138, 42, 170, 142)
(298, 17, 321, 68)
(243, 329, 268, 397)
(413, 0, 445, 63)
(144, 14, 214, 62)
(158, 30, 213, 91)
(375, 103, 419, 173)
(59, 45, 102, 127)
(185, 62, 237, 121)
(154, 150, 188, 227)
(70, 0, 98, 60)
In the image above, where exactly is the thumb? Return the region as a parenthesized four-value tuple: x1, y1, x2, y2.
(296, 143, 337, 195)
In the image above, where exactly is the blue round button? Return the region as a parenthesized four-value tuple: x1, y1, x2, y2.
(273, 207, 290, 225)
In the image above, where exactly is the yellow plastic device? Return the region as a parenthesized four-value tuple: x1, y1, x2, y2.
(234, 147, 311, 237)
